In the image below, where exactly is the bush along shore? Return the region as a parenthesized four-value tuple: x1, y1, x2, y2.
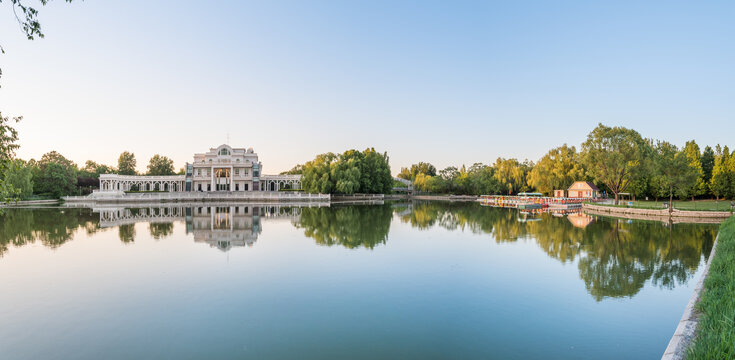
(686, 216, 735, 359)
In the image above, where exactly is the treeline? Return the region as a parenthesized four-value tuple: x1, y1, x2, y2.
(399, 124, 735, 203)
(283, 148, 393, 194)
(2, 139, 180, 199)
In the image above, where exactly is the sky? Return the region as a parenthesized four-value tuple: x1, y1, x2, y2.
(1, 1, 733, 174)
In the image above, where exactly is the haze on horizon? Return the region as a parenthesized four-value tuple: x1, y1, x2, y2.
(1, 1, 733, 174)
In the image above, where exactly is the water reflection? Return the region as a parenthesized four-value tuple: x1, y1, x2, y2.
(97, 205, 307, 251)
(399, 202, 716, 300)
(294, 204, 393, 249)
(0, 208, 103, 257)
(0, 202, 718, 301)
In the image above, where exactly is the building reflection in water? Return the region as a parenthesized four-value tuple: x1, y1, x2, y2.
(95, 204, 316, 251)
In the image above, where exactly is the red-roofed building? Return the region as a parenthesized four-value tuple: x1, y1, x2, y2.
(567, 181, 600, 198)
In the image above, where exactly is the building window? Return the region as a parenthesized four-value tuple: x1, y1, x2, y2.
(209, 159, 212, 163)
(197, 169, 201, 176)
(235, 168, 240, 175)
(207, 184, 211, 191)
(219, 148, 230, 156)
(244, 183, 249, 191)
(243, 169, 249, 176)
(235, 184, 239, 191)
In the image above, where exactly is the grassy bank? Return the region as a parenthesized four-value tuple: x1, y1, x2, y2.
(687, 216, 735, 359)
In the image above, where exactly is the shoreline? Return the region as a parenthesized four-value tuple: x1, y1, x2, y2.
(582, 203, 731, 219)
(661, 234, 719, 360)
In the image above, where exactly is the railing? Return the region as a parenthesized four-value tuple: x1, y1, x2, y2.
(63, 191, 330, 203)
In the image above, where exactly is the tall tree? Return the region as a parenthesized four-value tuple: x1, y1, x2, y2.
(146, 155, 175, 176)
(0, 113, 21, 200)
(359, 148, 392, 194)
(280, 164, 303, 175)
(729, 149, 735, 200)
(701, 145, 715, 189)
(709, 146, 730, 201)
(398, 162, 437, 181)
(654, 141, 699, 212)
(527, 144, 585, 195)
(682, 140, 706, 200)
(117, 151, 137, 175)
(493, 158, 531, 194)
(33, 151, 78, 197)
(81, 160, 115, 177)
(331, 149, 363, 194)
(581, 124, 650, 204)
(301, 152, 337, 194)
(2, 159, 33, 199)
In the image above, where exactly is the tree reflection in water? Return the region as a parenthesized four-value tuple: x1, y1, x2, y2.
(400, 201, 716, 300)
(0, 208, 103, 257)
(294, 204, 393, 249)
(0, 203, 717, 300)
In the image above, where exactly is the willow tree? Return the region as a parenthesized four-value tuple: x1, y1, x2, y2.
(493, 158, 531, 195)
(527, 144, 585, 195)
(0, 114, 21, 200)
(581, 124, 650, 204)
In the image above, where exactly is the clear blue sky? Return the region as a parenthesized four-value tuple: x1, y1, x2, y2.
(1, 1, 733, 174)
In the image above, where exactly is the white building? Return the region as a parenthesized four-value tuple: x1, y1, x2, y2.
(99, 144, 301, 192)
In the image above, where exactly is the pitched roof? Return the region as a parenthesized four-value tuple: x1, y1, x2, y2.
(568, 181, 600, 191)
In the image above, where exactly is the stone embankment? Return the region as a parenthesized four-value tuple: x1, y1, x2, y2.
(411, 195, 478, 202)
(582, 203, 731, 219)
(0, 199, 60, 207)
(661, 234, 719, 359)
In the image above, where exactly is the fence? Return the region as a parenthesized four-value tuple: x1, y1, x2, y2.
(63, 191, 330, 203)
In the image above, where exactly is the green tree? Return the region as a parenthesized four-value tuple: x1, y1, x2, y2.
(729, 149, 735, 200)
(654, 141, 699, 211)
(2, 159, 33, 200)
(467, 163, 501, 195)
(300, 148, 392, 194)
(398, 162, 437, 181)
(280, 164, 303, 175)
(0, 113, 21, 200)
(146, 154, 175, 176)
(359, 148, 392, 194)
(331, 150, 362, 194)
(710, 146, 731, 201)
(527, 144, 585, 195)
(301, 152, 337, 193)
(682, 140, 706, 200)
(581, 124, 650, 204)
(701, 146, 715, 190)
(33, 151, 78, 197)
(117, 151, 137, 175)
(81, 160, 115, 177)
(493, 158, 531, 194)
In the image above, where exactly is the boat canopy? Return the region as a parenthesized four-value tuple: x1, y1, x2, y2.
(517, 192, 543, 196)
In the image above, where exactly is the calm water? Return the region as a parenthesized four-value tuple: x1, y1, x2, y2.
(0, 202, 718, 360)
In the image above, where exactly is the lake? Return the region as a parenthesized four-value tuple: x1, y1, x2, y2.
(0, 202, 718, 359)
